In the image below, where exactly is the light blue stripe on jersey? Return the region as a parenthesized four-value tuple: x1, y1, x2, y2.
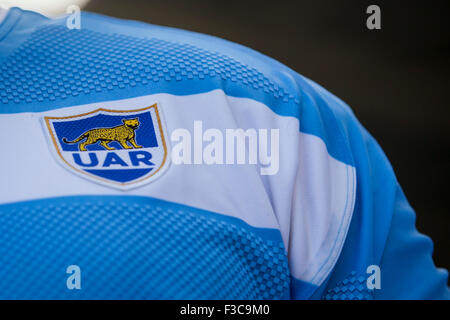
(0, 195, 291, 299)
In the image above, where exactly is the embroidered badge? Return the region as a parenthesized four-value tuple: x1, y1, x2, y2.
(43, 104, 169, 189)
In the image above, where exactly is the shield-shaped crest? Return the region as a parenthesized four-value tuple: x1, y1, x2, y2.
(44, 104, 170, 189)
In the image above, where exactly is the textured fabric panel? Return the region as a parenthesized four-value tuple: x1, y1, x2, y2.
(0, 24, 299, 106)
(322, 272, 373, 300)
(0, 195, 290, 299)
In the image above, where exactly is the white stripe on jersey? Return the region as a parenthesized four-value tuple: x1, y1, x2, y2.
(0, 89, 356, 285)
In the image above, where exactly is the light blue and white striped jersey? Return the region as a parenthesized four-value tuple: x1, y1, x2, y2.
(0, 7, 448, 299)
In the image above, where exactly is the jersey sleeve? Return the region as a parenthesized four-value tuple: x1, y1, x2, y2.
(300, 78, 450, 300)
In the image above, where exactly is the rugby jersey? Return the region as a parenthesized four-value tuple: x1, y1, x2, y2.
(0, 7, 448, 299)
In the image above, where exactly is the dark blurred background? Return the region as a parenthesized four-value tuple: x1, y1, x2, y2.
(83, 0, 449, 270)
